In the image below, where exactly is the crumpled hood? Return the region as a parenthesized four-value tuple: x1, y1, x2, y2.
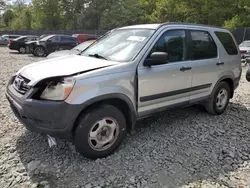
(17, 55, 119, 85)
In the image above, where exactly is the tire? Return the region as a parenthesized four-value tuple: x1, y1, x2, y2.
(32, 47, 38, 56)
(25, 46, 30, 53)
(35, 46, 46, 57)
(18, 46, 26, 54)
(74, 105, 127, 159)
(205, 81, 230, 115)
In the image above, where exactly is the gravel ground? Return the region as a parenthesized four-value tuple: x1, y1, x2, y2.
(1, 47, 250, 188)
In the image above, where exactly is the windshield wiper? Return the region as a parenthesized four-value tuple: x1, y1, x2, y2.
(88, 53, 108, 60)
(74, 49, 82, 53)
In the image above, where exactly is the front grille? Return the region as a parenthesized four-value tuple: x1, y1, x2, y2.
(13, 74, 31, 94)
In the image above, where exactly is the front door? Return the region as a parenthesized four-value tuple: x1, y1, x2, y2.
(138, 29, 193, 116)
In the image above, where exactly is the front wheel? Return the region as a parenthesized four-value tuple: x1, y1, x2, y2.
(34, 46, 46, 57)
(205, 82, 230, 115)
(74, 105, 127, 159)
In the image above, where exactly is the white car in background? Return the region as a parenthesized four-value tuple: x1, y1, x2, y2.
(47, 40, 95, 59)
(239, 40, 250, 62)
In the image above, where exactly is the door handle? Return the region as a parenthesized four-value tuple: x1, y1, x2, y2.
(216, 61, 224, 66)
(180, 66, 192, 72)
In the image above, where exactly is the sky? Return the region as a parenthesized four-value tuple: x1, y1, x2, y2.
(8, 0, 32, 5)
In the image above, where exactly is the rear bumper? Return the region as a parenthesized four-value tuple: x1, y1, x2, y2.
(8, 44, 17, 50)
(6, 84, 82, 138)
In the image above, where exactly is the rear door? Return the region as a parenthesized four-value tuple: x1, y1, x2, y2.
(60, 36, 72, 50)
(61, 36, 79, 50)
(47, 36, 61, 53)
(187, 29, 221, 101)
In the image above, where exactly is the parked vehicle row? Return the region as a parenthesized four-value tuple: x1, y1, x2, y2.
(2, 33, 99, 58)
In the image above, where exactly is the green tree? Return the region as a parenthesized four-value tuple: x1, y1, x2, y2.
(2, 9, 13, 27)
(32, 0, 63, 30)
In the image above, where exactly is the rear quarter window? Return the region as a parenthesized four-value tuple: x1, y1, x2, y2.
(215, 31, 238, 55)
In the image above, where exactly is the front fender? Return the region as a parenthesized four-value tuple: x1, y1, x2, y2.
(65, 71, 137, 128)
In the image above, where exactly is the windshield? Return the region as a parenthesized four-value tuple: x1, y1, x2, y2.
(81, 29, 155, 62)
(240, 41, 250, 47)
(74, 40, 95, 51)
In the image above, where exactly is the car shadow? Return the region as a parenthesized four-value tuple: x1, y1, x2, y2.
(9, 51, 20, 54)
(16, 102, 250, 187)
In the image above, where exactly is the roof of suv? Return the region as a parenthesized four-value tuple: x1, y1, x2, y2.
(119, 22, 227, 31)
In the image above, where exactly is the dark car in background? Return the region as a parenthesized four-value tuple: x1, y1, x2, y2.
(8, 35, 39, 53)
(33, 35, 80, 57)
(47, 40, 95, 59)
(25, 34, 54, 54)
(72, 34, 99, 43)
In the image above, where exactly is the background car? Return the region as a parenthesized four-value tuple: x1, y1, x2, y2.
(0, 35, 21, 45)
(72, 34, 99, 43)
(33, 35, 80, 57)
(47, 40, 95, 59)
(25, 34, 54, 54)
(239, 40, 250, 62)
(0, 36, 8, 45)
(8, 35, 39, 53)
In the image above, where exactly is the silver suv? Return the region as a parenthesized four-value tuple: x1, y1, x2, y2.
(6, 23, 241, 159)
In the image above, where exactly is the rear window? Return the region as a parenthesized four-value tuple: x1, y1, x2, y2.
(215, 31, 238, 55)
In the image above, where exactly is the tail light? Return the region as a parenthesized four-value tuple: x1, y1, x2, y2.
(9, 40, 14, 44)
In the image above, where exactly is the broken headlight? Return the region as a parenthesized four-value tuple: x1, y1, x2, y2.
(40, 77, 75, 101)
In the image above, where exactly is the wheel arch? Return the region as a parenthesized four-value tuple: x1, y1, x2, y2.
(214, 76, 235, 98)
(72, 93, 137, 134)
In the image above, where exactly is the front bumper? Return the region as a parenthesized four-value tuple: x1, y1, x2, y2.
(6, 84, 82, 138)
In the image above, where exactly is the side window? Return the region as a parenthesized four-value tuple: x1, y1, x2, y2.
(190, 30, 217, 60)
(51, 36, 61, 42)
(61, 36, 69, 42)
(215, 31, 238, 55)
(151, 30, 187, 62)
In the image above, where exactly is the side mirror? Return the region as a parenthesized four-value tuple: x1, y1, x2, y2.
(47, 39, 52, 43)
(144, 52, 168, 67)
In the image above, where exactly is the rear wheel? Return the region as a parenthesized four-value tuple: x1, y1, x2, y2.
(18, 46, 26, 54)
(35, 46, 46, 57)
(205, 82, 230, 115)
(74, 105, 127, 159)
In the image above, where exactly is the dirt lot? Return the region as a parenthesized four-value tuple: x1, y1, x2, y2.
(1, 47, 250, 188)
